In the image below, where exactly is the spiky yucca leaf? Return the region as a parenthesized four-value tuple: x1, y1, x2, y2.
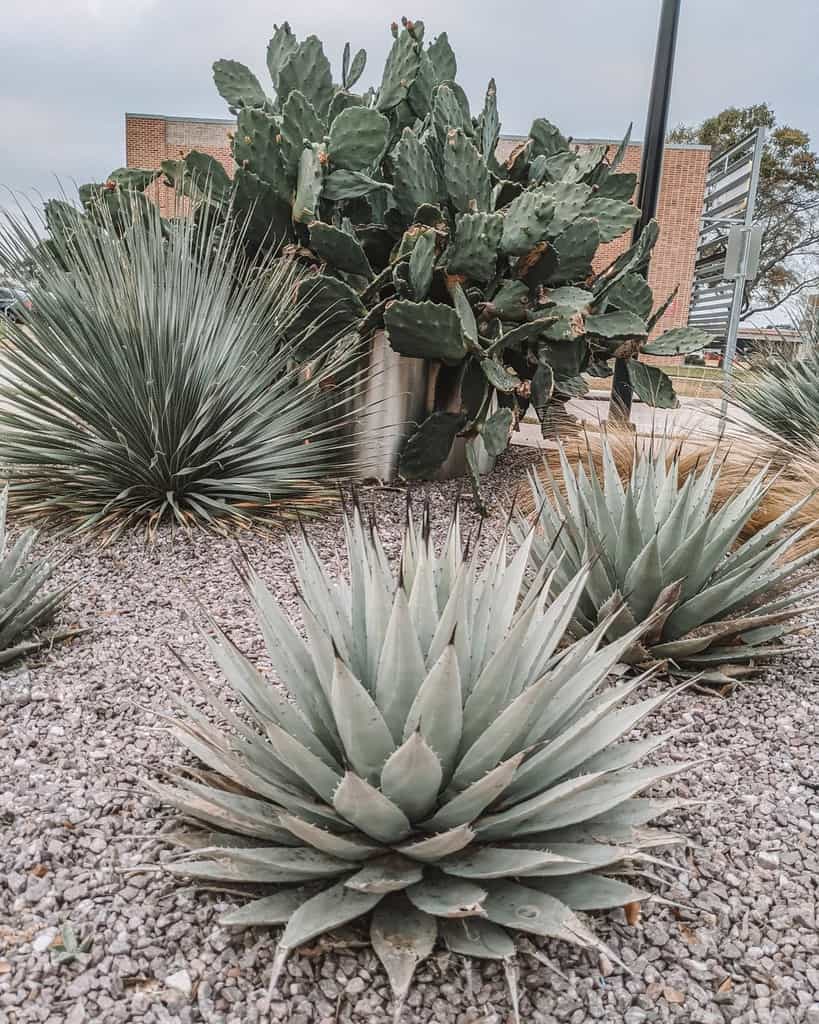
(522, 434, 819, 684)
(0, 197, 365, 537)
(154, 501, 689, 1020)
(731, 354, 819, 453)
(0, 487, 76, 665)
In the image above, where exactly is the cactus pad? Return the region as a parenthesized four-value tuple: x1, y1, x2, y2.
(277, 35, 334, 117)
(393, 129, 441, 220)
(606, 273, 653, 319)
(446, 212, 503, 281)
(427, 31, 457, 83)
(444, 130, 489, 214)
(500, 189, 554, 256)
(584, 197, 640, 243)
(280, 91, 325, 176)
(328, 107, 390, 172)
(598, 172, 637, 201)
(266, 23, 298, 91)
(309, 222, 373, 278)
(529, 118, 569, 158)
(408, 231, 437, 299)
(551, 217, 600, 283)
(292, 144, 326, 223)
(399, 411, 466, 479)
(377, 28, 420, 111)
(212, 60, 268, 112)
(289, 274, 366, 355)
(584, 311, 648, 339)
(384, 300, 468, 364)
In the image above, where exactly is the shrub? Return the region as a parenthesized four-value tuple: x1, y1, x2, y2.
(0, 486, 75, 665)
(153, 501, 688, 1019)
(74, 20, 708, 492)
(0, 200, 363, 537)
(522, 433, 819, 685)
(731, 353, 819, 451)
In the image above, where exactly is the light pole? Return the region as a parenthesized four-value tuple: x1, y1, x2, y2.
(610, 0, 682, 421)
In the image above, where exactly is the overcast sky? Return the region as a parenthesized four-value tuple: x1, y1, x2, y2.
(2, 0, 818, 205)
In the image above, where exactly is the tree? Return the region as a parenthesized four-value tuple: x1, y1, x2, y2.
(669, 104, 819, 318)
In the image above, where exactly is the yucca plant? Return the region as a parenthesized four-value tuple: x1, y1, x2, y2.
(522, 434, 819, 684)
(731, 353, 819, 452)
(0, 487, 76, 665)
(152, 500, 690, 1021)
(0, 198, 364, 537)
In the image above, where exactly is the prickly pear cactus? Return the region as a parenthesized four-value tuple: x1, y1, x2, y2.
(147, 20, 713, 489)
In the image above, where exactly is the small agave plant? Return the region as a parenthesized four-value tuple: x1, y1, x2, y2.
(153, 499, 690, 1020)
(522, 434, 819, 684)
(0, 486, 73, 666)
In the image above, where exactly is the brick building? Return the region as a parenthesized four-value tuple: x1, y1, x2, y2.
(126, 112, 709, 355)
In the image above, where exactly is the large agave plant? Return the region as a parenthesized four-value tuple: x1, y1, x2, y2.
(153, 501, 690, 1020)
(522, 434, 819, 684)
(0, 487, 74, 665)
(0, 198, 364, 537)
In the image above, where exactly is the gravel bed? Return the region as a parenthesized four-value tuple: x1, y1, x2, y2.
(1, 447, 818, 1024)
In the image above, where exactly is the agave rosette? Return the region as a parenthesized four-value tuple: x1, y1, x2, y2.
(0, 486, 77, 665)
(522, 434, 819, 684)
(153, 501, 689, 1018)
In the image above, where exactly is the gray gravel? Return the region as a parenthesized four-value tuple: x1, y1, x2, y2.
(1, 447, 818, 1024)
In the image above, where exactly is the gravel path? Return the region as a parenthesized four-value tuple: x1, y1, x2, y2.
(1, 447, 818, 1024)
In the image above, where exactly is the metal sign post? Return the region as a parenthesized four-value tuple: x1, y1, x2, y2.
(687, 127, 766, 416)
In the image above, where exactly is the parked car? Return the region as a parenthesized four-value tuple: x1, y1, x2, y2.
(0, 286, 32, 322)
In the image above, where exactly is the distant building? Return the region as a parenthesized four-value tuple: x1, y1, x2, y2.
(125, 112, 710, 359)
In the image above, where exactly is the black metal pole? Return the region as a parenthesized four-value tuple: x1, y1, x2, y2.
(610, 0, 682, 420)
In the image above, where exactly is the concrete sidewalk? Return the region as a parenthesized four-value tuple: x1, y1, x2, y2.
(511, 394, 756, 448)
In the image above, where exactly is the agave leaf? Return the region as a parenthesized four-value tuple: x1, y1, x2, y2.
(277, 813, 383, 861)
(403, 645, 463, 776)
(333, 772, 411, 844)
(408, 543, 440, 654)
(452, 683, 540, 791)
(442, 846, 580, 879)
(375, 586, 427, 742)
(220, 887, 317, 927)
(519, 873, 651, 910)
(275, 880, 382, 970)
(407, 873, 487, 917)
(396, 824, 475, 862)
(482, 879, 620, 959)
(345, 855, 424, 894)
(265, 722, 342, 803)
(440, 917, 515, 959)
(371, 896, 437, 1022)
(331, 657, 396, 784)
(513, 676, 662, 793)
(148, 779, 295, 843)
(381, 733, 443, 821)
(424, 752, 525, 832)
(487, 763, 690, 840)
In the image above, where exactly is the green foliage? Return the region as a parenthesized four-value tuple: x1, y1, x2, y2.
(63, 20, 707, 495)
(522, 435, 819, 684)
(0, 487, 76, 665)
(0, 200, 365, 536)
(731, 353, 819, 450)
(155, 500, 686, 1020)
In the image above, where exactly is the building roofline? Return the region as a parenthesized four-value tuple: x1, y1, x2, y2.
(125, 112, 710, 149)
(126, 112, 235, 126)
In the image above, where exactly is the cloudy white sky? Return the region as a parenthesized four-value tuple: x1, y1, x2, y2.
(2, 0, 818, 204)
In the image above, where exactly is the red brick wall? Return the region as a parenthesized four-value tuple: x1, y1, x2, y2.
(126, 115, 709, 361)
(125, 113, 233, 217)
